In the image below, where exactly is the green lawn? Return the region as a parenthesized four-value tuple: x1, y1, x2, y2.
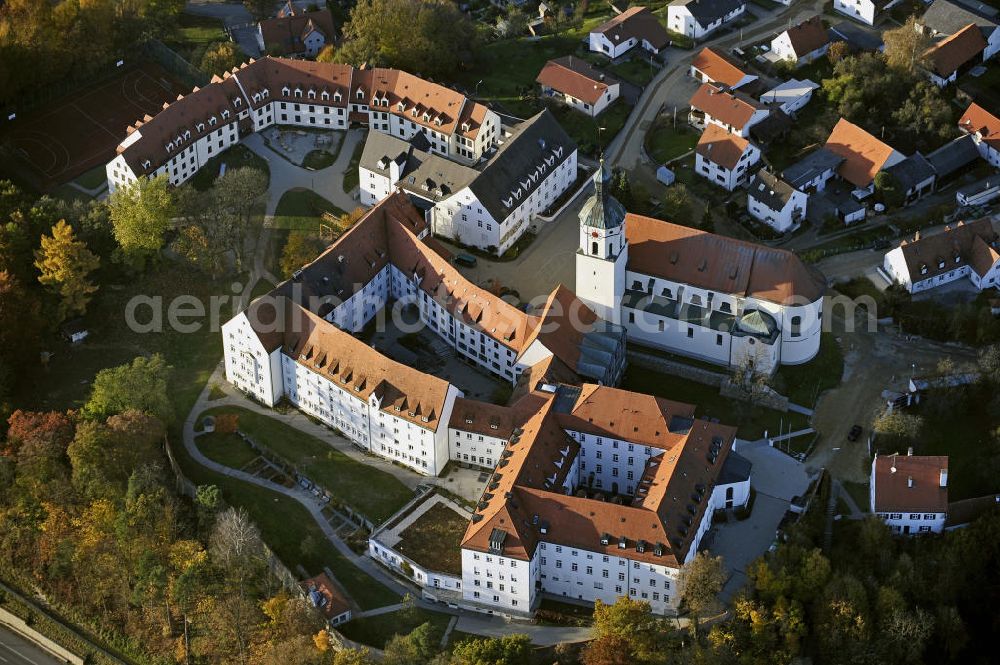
(394, 503, 469, 576)
(200, 406, 414, 523)
(547, 98, 632, 155)
(168, 435, 400, 610)
(337, 608, 452, 649)
(196, 431, 260, 469)
(622, 367, 811, 440)
(341, 139, 365, 194)
(772, 333, 845, 407)
(607, 57, 659, 86)
(165, 13, 227, 62)
(272, 188, 346, 233)
(301, 149, 337, 170)
(191, 144, 271, 191)
(842, 481, 870, 513)
(645, 121, 699, 164)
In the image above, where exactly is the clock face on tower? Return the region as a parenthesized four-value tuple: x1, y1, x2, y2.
(591, 231, 599, 238)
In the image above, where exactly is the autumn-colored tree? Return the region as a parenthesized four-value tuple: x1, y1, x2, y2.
(882, 16, 931, 73)
(582, 634, 632, 665)
(590, 597, 664, 664)
(214, 412, 240, 433)
(199, 40, 243, 75)
(679, 551, 726, 633)
(108, 175, 174, 266)
(34, 220, 99, 319)
(67, 409, 165, 500)
(280, 233, 328, 278)
(827, 40, 849, 63)
(449, 633, 533, 665)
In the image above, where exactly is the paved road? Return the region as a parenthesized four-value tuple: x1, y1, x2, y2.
(0, 624, 68, 665)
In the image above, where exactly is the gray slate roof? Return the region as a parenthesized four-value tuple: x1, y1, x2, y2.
(828, 21, 884, 51)
(718, 450, 752, 485)
(670, 0, 747, 28)
(782, 147, 844, 189)
(919, 0, 998, 37)
(580, 163, 626, 230)
(359, 109, 577, 223)
(926, 134, 981, 178)
(883, 153, 936, 192)
(469, 109, 577, 223)
(748, 168, 799, 212)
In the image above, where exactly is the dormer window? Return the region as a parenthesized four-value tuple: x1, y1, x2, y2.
(196, 122, 205, 132)
(221, 109, 230, 119)
(333, 91, 341, 102)
(282, 86, 290, 96)
(233, 97, 241, 107)
(182, 130, 191, 140)
(261, 88, 269, 98)
(321, 90, 330, 100)
(954, 253, 961, 263)
(356, 89, 364, 99)
(294, 88, 303, 98)
(308, 89, 316, 99)
(397, 101, 405, 111)
(920, 264, 928, 275)
(434, 117, 442, 126)
(938, 260, 945, 269)
(461, 122, 470, 132)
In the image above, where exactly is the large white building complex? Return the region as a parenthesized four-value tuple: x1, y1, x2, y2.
(358, 110, 578, 256)
(222, 193, 626, 476)
(459, 381, 752, 617)
(574, 169, 826, 372)
(107, 57, 502, 193)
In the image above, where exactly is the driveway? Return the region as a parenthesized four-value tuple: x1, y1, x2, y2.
(703, 441, 814, 600)
(454, 613, 592, 647)
(185, 1, 260, 57)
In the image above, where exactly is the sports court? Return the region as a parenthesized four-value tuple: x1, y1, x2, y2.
(0, 62, 189, 191)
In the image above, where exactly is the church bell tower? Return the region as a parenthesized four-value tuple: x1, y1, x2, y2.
(574, 160, 628, 325)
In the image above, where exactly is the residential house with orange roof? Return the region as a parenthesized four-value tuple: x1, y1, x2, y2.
(106, 57, 502, 193)
(870, 451, 949, 534)
(457, 380, 752, 617)
(923, 22, 987, 86)
(882, 218, 1000, 293)
(694, 123, 761, 191)
(917, 0, 1000, 61)
(574, 164, 826, 371)
(958, 101, 1000, 167)
(667, 0, 748, 40)
(770, 16, 831, 67)
(301, 574, 352, 626)
(589, 6, 671, 58)
(689, 47, 757, 89)
(536, 56, 622, 117)
(222, 193, 625, 475)
(688, 83, 770, 138)
(823, 117, 905, 194)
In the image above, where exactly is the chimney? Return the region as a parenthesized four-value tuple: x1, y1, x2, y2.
(940, 468, 948, 488)
(907, 446, 913, 456)
(907, 476, 913, 488)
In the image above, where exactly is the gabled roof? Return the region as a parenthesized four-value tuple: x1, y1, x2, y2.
(958, 101, 1000, 150)
(695, 123, 752, 170)
(780, 16, 830, 58)
(536, 56, 619, 106)
(919, 0, 998, 38)
(873, 454, 949, 513)
(924, 22, 987, 77)
(883, 152, 936, 192)
(670, 0, 747, 27)
(748, 168, 800, 212)
(258, 9, 335, 55)
(782, 146, 844, 188)
(691, 47, 753, 88)
(689, 83, 767, 132)
(624, 213, 826, 304)
(592, 6, 671, 50)
(824, 118, 899, 188)
(894, 218, 999, 282)
(926, 134, 980, 177)
(301, 573, 351, 620)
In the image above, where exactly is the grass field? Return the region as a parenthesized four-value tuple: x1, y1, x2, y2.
(167, 13, 227, 62)
(192, 144, 271, 191)
(337, 608, 452, 648)
(341, 139, 365, 194)
(196, 431, 260, 469)
(272, 188, 346, 232)
(394, 503, 469, 575)
(200, 406, 414, 522)
(622, 367, 811, 440)
(301, 149, 338, 170)
(168, 434, 401, 610)
(842, 481, 870, 513)
(772, 333, 845, 407)
(607, 57, 659, 86)
(645, 121, 699, 164)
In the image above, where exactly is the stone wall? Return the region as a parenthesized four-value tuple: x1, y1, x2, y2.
(719, 379, 790, 412)
(627, 350, 727, 387)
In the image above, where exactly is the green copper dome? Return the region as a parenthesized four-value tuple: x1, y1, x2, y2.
(580, 161, 626, 230)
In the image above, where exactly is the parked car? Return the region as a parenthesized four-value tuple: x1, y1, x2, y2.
(848, 425, 863, 442)
(454, 254, 477, 268)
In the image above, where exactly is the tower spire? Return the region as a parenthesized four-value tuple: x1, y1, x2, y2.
(579, 156, 625, 230)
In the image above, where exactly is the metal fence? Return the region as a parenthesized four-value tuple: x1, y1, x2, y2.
(141, 39, 209, 90)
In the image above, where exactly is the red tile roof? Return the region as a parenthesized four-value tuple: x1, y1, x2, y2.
(258, 9, 335, 56)
(624, 213, 826, 305)
(695, 123, 751, 170)
(958, 101, 1000, 150)
(924, 22, 987, 77)
(301, 573, 351, 620)
(593, 6, 670, 50)
(691, 47, 751, 88)
(689, 83, 765, 132)
(896, 218, 1000, 281)
(536, 56, 618, 106)
(782, 16, 830, 58)
(824, 118, 898, 188)
(873, 454, 949, 513)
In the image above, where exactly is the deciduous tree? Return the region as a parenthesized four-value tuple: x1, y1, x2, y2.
(34, 220, 99, 319)
(108, 175, 174, 267)
(882, 16, 931, 73)
(83, 354, 173, 423)
(679, 552, 726, 632)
